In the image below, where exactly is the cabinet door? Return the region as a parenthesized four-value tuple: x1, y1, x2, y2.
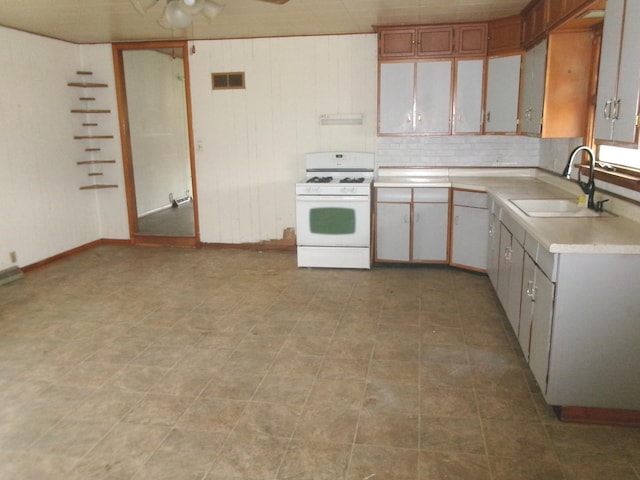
(379, 63, 415, 134)
(528, 264, 555, 392)
(376, 202, 411, 261)
(417, 26, 454, 57)
(413, 203, 449, 261)
(594, 0, 624, 141)
(453, 59, 485, 134)
(496, 224, 512, 311)
(519, 254, 536, 360)
(416, 60, 453, 134)
(519, 38, 547, 135)
(487, 210, 500, 288)
(379, 29, 417, 58)
(488, 16, 522, 55)
(613, 0, 640, 143)
(455, 24, 488, 56)
(485, 55, 521, 133)
(450, 205, 489, 271)
(505, 238, 524, 334)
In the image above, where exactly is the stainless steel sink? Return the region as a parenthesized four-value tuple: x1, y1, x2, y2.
(510, 198, 611, 218)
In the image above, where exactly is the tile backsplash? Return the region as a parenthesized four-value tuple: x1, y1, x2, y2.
(376, 135, 542, 167)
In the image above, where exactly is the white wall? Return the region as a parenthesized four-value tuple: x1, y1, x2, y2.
(189, 34, 378, 244)
(0, 28, 124, 271)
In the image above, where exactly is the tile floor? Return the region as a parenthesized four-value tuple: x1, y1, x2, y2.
(0, 245, 638, 480)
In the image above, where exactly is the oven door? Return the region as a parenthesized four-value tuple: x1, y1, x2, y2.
(296, 195, 370, 247)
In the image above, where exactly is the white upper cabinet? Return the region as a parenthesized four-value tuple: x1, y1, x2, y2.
(453, 59, 485, 134)
(594, 0, 640, 144)
(519, 38, 547, 136)
(415, 60, 453, 134)
(485, 54, 521, 133)
(379, 62, 415, 134)
(379, 58, 487, 136)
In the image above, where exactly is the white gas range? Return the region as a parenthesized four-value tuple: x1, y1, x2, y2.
(295, 152, 374, 269)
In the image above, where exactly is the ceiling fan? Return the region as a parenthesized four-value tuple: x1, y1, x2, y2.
(131, 0, 290, 29)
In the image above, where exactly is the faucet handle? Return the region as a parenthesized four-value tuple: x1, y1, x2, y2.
(595, 199, 609, 212)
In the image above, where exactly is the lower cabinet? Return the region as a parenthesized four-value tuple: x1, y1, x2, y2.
(450, 189, 489, 271)
(375, 187, 449, 263)
(519, 252, 554, 388)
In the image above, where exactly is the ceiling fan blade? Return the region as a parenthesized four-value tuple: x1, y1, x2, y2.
(130, 0, 161, 15)
(201, 0, 224, 21)
(255, 0, 290, 4)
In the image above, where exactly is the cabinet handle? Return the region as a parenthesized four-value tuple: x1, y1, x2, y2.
(527, 281, 537, 302)
(612, 99, 621, 120)
(486, 111, 491, 123)
(488, 224, 494, 237)
(406, 113, 412, 123)
(504, 246, 512, 263)
(403, 214, 409, 224)
(415, 213, 420, 223)
(604, 99, 612, 120)
(417, 113, 422, 122)
(454, 215, 459, 226)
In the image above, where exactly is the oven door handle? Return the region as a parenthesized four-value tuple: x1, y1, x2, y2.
(296, 195, 369, 202)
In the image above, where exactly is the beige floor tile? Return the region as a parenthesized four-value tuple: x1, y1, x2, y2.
(2, 246, 639, 479)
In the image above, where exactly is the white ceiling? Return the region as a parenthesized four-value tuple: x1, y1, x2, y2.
(0, 0, 530, 44)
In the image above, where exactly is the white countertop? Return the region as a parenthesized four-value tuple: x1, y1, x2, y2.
(374, 168, 640, 255)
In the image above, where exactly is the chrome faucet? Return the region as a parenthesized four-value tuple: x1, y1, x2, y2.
(562, 145, 597, 210)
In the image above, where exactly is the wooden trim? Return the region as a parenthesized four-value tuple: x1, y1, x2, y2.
(557, 405, 640, 427)
(73, 135, 114, 140)
(21, 239, 130, 273)
(77, 160, 116, 165)
(112, 41, 201, 245)
(132, 234, 200, 248)
(201, 242, 296, 252)
(70, 109, 111, 114)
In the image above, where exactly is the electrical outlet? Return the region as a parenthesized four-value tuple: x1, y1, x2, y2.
(9, 251, 17, 263)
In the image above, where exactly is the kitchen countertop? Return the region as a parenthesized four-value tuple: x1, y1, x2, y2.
(374, 168, 640, 255)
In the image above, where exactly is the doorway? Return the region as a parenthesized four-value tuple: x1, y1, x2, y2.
(113, 41, 199, 247)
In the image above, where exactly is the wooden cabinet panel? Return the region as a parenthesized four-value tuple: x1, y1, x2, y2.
(488, 15, 522, 54)
(523, 0, 547, 47)
(456, 23, 488, 56)
(542, 31, 593, 138)
(417, 26, 454, 57)
(379, 29, 416, 58)
(377, 23, 487, 59)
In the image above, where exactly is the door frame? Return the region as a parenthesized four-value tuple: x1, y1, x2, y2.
(112, 41, 200, 248)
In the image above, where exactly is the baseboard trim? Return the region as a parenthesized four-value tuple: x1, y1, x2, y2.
(556, 405, 640, 427)
(21, 237, 295, 273)
(22, 238, 130, 273)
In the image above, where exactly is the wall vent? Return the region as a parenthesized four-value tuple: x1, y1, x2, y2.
(211, 72, 245, 90)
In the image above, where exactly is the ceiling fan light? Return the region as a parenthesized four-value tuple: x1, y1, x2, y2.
(160, 0, 193, 29)
(130, 0, 160, 15)
(201, 0, 223, 21)
(178, 0, 205, 15)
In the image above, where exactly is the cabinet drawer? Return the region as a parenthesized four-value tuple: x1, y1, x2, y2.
(413, 188, 449, 202)
(377, 188, 412, 202)
(453, 190, 487, 208)
(500, 209, 525, 245)
(524, 235, 557, 281)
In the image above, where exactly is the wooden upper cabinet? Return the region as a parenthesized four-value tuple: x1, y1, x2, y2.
(456, 24, 488, 56)
(378, 28, 417, 58)
(377, 23, 487, 59)
(522, 0, 547, 47)
(488, 15, 522, 54)
(417, 26, 454, 57)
